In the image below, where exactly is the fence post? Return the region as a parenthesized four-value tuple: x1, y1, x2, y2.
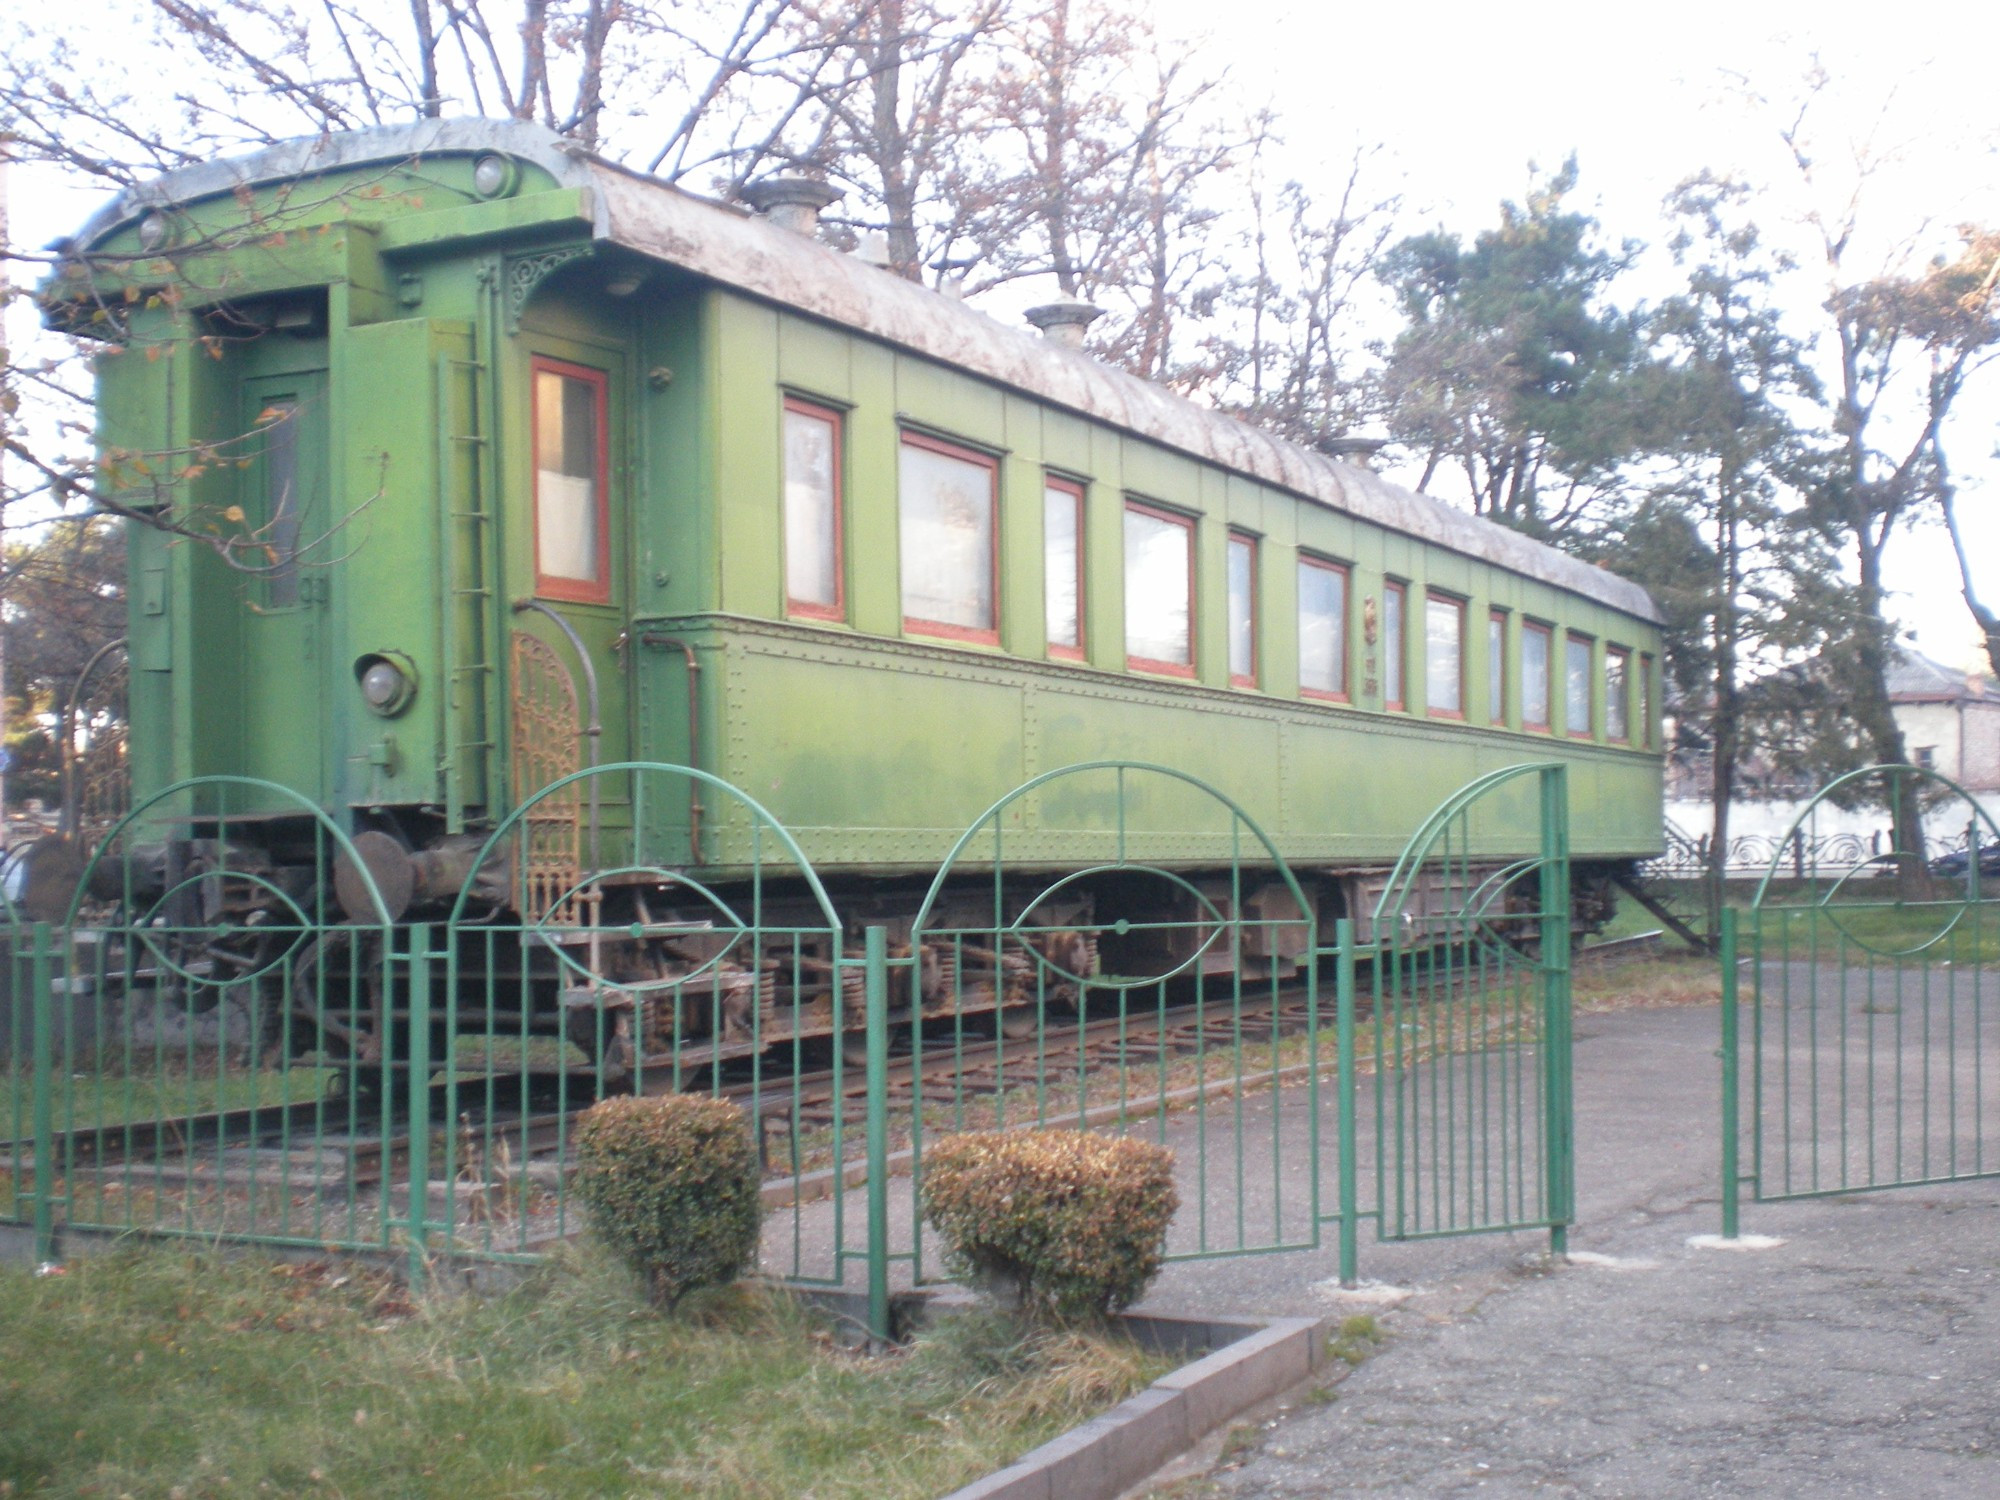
(1335, 919, 1358, 1287)
(405, 924, 432, 1287)
(1719, 906, 1740, 1239)
(864, 925, 891, 1346)
(1537, 765, 1573, 1258)
(30, 923, 56, 1265)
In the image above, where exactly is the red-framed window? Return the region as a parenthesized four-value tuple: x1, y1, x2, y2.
(1124, 500, 1195, 676)
(1382, 580, 1407, 711)
(1298, 555, 1350, 702)
(1045, 475, 1086, 661)
(1522, 620, 1553, 732)
(1639, 652, 1655, 749)
(899, 430, 999, 645)
(532, 356, 611, 604)
(1488, 608, 1508, 724)
(1605, 645, 1631, 743)
(1566, 632, 1595, 739)
(782, 397, 845, 621)
(1425, 591, 1466, 720)
(1227, 531, 1258, 687)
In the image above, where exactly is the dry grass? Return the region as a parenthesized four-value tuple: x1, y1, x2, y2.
(1573, 953, 1723, 1013)
(0, 1247, 1169, 1500)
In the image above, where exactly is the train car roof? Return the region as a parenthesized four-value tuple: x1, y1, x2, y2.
(66, 118, 1661, 624)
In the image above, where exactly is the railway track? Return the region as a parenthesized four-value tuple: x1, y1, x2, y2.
(7, 928, 1664, 1208)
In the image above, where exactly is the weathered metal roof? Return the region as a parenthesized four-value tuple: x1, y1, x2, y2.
(69, 118, 1661, 623)
(1888, 648, 2000, 703)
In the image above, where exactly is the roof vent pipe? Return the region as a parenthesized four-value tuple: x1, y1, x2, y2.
(1315, 435, 1391, 469)
(1024, 300, 1102, 349)
(741, 176, 843, 238)
(853, 229, 892, 268)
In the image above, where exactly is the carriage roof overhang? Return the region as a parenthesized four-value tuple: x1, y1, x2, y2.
(66, 118, 1662, 626)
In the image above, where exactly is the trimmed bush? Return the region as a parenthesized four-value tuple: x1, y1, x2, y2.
(572, 1094, 763, 1308)
(920, 1129, 1178, 1324)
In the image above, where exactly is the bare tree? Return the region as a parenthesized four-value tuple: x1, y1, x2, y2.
(1197, 143, 1400, 444)
(1764, 70, 2000, 859)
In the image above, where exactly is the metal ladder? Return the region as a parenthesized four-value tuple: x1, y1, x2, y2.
(437, 345, 496, 834)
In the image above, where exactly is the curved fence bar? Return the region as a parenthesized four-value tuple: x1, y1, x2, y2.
(1346, 762, 1572, 1277)
(900, 761, 1323, 1282)
(1725, 766, 2000, 1233)
(10, 777, 398, 1253)
(435, 763, 848, 1280)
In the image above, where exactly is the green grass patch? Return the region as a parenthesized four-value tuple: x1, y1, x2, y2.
(1596, 881, 2000, 967)
(1754, 901, 2000, 965)
(0, 1248, 1168, 1499)
(0, 1065, 336, 1143)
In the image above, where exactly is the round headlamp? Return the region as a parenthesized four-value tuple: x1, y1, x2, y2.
(472, 154, 520, 199)
(354, 652, 417, 717)
(137, 211, 173, 252)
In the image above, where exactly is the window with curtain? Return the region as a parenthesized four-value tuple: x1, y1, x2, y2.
(900, 433, 998, 641)
(1124, 501, 1194, 673)
(1045, 477, 1085, 659)
(1566, 633, 1594, 737)
(1425, 592, 1465, 717)
(1298, 557, 1349, 700)
(1605, 647, 1630, 742)
(534, 358, 609, 603)
(1522, 622, 1552, 730)
(783, 399, 843, 619)
(1383, 581, 1406, 710)
(1227, 532, 1257, 685)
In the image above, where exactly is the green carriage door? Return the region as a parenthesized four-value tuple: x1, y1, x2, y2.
(522, 354, 630, 843)
(238, 367, 335, 798)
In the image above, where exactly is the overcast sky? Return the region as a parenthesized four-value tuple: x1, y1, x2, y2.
(9, 0, 1999, 666)
(1204, 0, 2000, 668)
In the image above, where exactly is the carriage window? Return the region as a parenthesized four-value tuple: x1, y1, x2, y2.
(783, 399, 844, 620)
(1522, 621, 1552, 731)
(1605, 646, 1631, 743)
(257, 398, 304, 608)
(1425, 592, 1465, 718)
(1566, 633, 1594, 738)
(1298, 556, 1349, 701)
(1489, 609, 1508, 724)
(1382, 581, 1406, 710)
(1227, 531, 1257, 686)
(1045, 476, 1085, 660)
(533, 359, 609, 603)
(1125, 501, 1194, 675)
(900, 432, 998, 643)
(1639, 652, 1655, 749)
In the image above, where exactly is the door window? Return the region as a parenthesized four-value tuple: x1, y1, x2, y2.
(533, 358, 610, 603)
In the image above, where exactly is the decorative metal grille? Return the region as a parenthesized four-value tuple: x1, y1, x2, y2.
(509, 631, 582, 923)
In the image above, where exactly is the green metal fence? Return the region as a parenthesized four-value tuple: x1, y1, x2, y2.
(1342, 762, 1574, 1275)
(1722, 765, 2000, 1235)
(6, 759, 1584, 1334)
(434, 763, 851, 1283)
(897, 761, 1325, 1298)
(0, 879, 33, 1235)
(22, 778, 398, 1262)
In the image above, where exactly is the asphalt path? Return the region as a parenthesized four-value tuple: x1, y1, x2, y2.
(1162, 996, 2000, 1499)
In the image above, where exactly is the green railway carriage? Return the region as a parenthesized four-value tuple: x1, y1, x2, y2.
(44, 119, 1663, 1069)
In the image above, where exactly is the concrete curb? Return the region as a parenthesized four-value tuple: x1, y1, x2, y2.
(944, 1310, 1327, 1500)
(795, 1286, 1329, 1499)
